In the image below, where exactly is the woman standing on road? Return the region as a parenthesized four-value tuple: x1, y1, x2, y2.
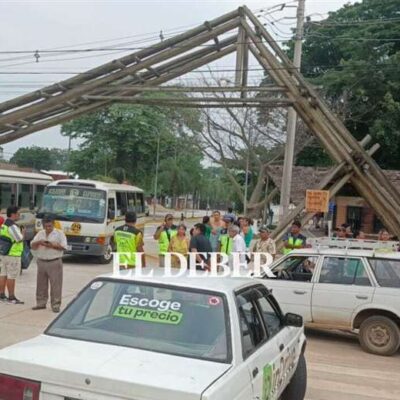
(240, 217, 254, 250)
(168, 224, 189, 268)
(209, 211, 224, 252)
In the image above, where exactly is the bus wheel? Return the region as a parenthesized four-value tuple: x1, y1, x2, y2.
(98, 242, 114, 264)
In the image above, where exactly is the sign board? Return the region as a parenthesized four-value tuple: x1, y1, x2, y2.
(306, 190, 330, 213)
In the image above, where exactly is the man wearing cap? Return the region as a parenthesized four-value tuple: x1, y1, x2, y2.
(283, 221, 307, 255)
(252, 225, 276, 259)
(154, 214, 177, 267)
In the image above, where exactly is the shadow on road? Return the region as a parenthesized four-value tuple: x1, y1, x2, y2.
(305, 327, 358, 344)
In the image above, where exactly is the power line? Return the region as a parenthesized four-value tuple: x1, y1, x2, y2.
(0, 2, 293, 68)
(309, 17, 400, 26)
(0, 63, 398, 81)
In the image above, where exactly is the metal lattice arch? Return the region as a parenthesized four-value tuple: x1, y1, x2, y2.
(1, 6, 399, 239)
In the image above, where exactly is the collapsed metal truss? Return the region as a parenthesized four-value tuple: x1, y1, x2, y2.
(0, 6, 399, 237)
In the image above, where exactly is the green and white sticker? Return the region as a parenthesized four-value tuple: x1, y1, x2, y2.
(113, 305, 183, 325)
(262, 364, 273, 400)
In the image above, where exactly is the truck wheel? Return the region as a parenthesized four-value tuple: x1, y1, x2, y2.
(97, 242, 114, 264)
(280, 353, 307, 400)
(359, 316, 400, 356)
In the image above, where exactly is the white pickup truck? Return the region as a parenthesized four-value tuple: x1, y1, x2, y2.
(0, 274, 307, 400)
(262, 238, 400, 356)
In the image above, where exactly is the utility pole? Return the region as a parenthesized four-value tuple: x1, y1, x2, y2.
(243, 150, 250, 215)
(279, 0, 306, 220)
(66, 136, 72, 177)
(153, 130, 161, 219)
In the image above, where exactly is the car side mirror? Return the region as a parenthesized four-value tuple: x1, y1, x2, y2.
(283, 312, 303, 328)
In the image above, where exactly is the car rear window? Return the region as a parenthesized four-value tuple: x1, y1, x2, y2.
(46, 279, 231, 362)
(369, 258, 400, 288)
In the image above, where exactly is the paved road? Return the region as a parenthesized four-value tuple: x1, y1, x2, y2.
(0, 248, 399, 399)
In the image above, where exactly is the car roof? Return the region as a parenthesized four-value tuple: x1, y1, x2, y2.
(98, 271, 259, 294)
(49, 179, 143, 192)
(284, 248, 400, 259)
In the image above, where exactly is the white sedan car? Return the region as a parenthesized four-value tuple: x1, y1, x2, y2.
(262, 241, 400, 356)
(0, 274, 306, 400)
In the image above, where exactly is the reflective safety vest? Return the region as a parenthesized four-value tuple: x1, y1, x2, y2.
(220, 233, 233, 256)
(0, 222, 23, 257)
(114, 225, 143, 267)
(158, 227, 177, 255)
(283, 235, 305, 255)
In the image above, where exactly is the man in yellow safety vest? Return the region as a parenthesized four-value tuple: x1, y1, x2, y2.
(153, 213, 177, 267)
(0, 206, 24, 304)
(218, 215, 235, 256)
(114, 211, 145, 269)
(282, 221, 307, 255)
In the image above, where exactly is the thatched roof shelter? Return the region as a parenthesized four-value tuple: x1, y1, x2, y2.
(267, 165, 400, 206)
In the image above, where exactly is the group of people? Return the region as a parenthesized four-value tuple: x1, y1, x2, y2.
(114, 209, 311, 270)
(5, 203, 395, 310)
(0, 207, 67, 312)
(334, 223, 395, 242)
(151, 209, 279, 270)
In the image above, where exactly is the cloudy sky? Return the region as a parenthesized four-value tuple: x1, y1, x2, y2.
(1, 0, 356, 158)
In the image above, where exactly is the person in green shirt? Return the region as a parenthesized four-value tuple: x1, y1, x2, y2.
(114, 211, 145, 269)
(202, 216, 212, 239)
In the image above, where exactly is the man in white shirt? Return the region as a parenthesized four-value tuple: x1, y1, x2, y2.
(31, 216, 67, 313)
(228, 225, 247, 268)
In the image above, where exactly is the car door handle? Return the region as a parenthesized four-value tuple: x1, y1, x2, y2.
(252, 367, 259, 378)
(294, 290, 306, 295)
(356, 295, 368, 300)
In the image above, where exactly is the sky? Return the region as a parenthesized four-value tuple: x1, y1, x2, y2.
(0, 0, 357, 158)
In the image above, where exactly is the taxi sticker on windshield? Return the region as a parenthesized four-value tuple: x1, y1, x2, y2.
(208, 296, 221, 306)
(113, 294, 183, 325)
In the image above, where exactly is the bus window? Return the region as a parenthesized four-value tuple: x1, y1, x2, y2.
(127, 192, 136, 212)
(35, 185, 45, 208)
(19, 184, 31, 209)
(136, 193, 144, 214)
(0, 183, 13, 210)
(116, 192, 127, 217)
(108, 197, 116, 219)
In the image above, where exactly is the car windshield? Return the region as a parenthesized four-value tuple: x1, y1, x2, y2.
(368, 258, 400, 288)
(37, 186, 106, 223)
(46, 279, 231, 363)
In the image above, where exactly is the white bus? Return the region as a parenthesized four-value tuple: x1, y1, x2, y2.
(0, 168, 53, 240)
(36, 179, 146, 263)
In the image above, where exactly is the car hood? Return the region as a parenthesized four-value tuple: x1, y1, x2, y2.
(0, 335, 231, 400)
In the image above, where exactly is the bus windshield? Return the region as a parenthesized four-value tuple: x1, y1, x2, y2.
(38, 186, 107, 223)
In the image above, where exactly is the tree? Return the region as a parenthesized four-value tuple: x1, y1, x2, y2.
(189, 80, 313, 216)
(293, 0, 400, 168)
(62, 102, 203, 192)
(51, 148, 70, 170)
(11, 146, 54, 170)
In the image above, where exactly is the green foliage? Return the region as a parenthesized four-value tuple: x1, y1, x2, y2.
(10, 146, 70, 171)
(296, 144, 335, 167)
(294, 0, 400, 168)
(92, 175, 118, 183)
(61, 103, 203, 194)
